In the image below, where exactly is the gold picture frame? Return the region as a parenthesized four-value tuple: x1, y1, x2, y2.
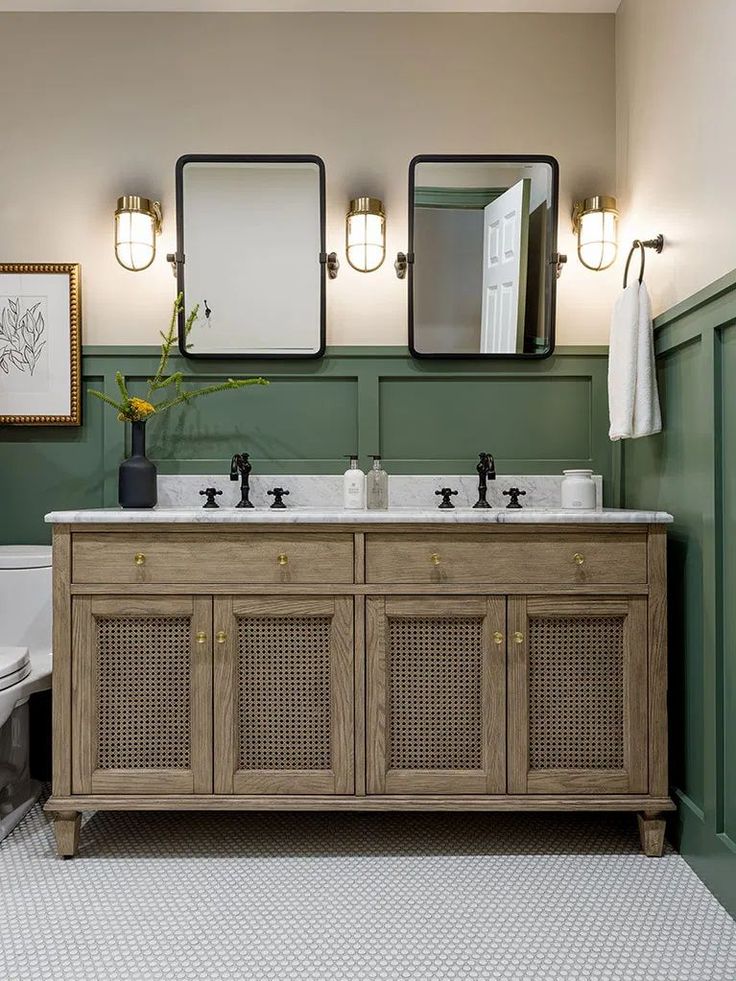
(0, 263, 81, 425)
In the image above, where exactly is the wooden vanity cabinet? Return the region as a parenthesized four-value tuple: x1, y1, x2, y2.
(47, 521, 674, 858)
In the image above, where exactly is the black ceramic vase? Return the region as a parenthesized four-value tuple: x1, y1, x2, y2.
(119, 420, 157, 509)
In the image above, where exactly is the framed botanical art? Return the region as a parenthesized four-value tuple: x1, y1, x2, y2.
(0, 263, 81, 425)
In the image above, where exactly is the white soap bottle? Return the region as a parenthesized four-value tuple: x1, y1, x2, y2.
(343, 455, 366, 510)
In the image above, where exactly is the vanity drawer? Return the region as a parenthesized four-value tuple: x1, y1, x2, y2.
(365, 533, 648, 585)
(72, 533, 354, 585)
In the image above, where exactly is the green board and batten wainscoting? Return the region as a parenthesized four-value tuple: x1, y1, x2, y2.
(621, 269, 736, 916)
(1, 290, 735, 919)
(0, 345, 614, 545)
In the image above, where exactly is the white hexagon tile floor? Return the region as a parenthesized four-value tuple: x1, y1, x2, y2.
(2, 799, 735, 981)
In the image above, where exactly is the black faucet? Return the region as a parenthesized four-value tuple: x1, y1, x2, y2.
(230, 452, 254, 508)
(473, 452, 496, 508)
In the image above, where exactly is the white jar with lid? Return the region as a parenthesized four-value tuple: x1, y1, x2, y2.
(561, 470, 596, 509)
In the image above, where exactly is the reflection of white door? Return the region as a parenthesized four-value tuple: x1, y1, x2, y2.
(480, 179, 530, 354)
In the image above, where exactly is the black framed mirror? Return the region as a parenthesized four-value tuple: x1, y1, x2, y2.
(407, 154, 559, 359)
(175, 154, 327, 359)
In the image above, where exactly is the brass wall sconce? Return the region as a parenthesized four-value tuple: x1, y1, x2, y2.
(346, 197, 386, 272)
(114, 195, 162, 271)
(571, 195, 619, 271)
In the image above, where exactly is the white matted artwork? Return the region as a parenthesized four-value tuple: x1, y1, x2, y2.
(0, 264, 81, 425)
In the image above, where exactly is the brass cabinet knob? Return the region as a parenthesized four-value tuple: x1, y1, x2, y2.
(493, 631, 504, 646)
(195, 631, 206, 645)
(573, 552, 585, 566)
(215, 630, 227, 645)
(134, 552, 146, 566)
(277, 553, 288, 566)
(431, 553, 441, 566)
(513, 631, 524, 645)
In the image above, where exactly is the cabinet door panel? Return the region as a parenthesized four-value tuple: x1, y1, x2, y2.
(215, 596, 354, 795)
(367, 596, 506, 795)
(72, 595, 212, 795)
(508, 596, 647, 794)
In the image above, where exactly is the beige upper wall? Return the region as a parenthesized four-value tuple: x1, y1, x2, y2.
(616, 0, 736, 316)
(0, 12, 616, 346)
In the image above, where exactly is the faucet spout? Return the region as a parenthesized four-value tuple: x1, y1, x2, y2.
(230, 452, 254, 508)
(473, 451, 496, 509)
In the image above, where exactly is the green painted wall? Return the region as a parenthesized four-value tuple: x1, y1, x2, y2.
(2, 314, 735, 917)
(622, 270, 736, 917)
(0, 346, 613, 545)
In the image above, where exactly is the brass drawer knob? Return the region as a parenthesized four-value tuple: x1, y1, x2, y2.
(431, 553, 441, 566)
(513, 631, 524, 645)
(195, 631, 206, 645)
(277, 553, 289, 566)
(215, 630, 227, 645)
(493, 631, 504, 646)
(573, 552, 585, 566)
(134, 552, 146, 566)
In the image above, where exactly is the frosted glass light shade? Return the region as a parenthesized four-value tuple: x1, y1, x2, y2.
(346, 198, 385, 272)
(574, 196, 618, 271)
(114, 196, 161, 271)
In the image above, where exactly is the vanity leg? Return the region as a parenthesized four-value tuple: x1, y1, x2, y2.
(637, 811, 666, 857)
(53, 811, 81, 858)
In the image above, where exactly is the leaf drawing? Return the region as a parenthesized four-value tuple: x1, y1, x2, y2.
(0, 297, 47, 377)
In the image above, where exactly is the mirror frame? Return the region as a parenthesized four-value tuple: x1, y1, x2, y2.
(175, 153, 327, 360)
(407, 153, 560, 361)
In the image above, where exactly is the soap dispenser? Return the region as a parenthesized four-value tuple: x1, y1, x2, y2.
(343, 455, 366, 510)
(366, 455, 389, 510)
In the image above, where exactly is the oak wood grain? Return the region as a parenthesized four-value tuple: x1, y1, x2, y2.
(52, 526, 72, 796)
(45, 794, 677, 813)
(365, 533, 647, 585)
(72, 532, 354, 585)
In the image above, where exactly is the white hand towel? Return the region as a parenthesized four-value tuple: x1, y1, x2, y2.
(608, 281, 662, 440)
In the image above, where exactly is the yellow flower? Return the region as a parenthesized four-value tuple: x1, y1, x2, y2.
(119, 397, 156, 422)
(130, 398, 155, 416)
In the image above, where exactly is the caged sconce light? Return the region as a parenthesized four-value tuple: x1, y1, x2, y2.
(571, 195, 619, 271)
(114, 195, 163, 271)
(346, 197, 386, 272)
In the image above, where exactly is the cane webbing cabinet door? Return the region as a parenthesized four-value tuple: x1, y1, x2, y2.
(507, 595, 648, 795)
(214, 596, 354, 795)
(71, 595, 213, 795)
(366, 596, 506, 794)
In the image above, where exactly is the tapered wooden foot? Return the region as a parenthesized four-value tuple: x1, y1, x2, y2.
(53, 811, 81, 858)
(638, 811, 666, 856)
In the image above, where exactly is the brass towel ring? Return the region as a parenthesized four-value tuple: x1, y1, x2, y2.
(623, 234, 664, 288)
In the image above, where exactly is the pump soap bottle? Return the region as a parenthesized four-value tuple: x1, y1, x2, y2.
(343, 455, 366, 510)
(366, 455, 389, 510)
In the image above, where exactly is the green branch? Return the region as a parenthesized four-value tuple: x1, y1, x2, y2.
(154, 377, 268, 413)
(88, 389, 126, 413)
(92, 294, 269, 422)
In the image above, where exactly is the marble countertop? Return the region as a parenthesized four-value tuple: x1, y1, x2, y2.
(46, 507, 673, 525)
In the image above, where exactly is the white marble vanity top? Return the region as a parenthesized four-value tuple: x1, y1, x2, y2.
(46, 507, 673, 525)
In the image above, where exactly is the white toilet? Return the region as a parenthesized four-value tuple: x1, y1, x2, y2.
(0, 545, 53, 841)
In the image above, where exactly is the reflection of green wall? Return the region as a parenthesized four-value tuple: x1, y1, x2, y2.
(622, 270, 736, 917)
(0, 345, 612, 544)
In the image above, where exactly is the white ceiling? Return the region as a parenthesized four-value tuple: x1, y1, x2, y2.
(0, 1, 621, 12)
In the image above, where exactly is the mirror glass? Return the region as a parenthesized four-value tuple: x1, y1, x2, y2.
(176, 155, 325, 358)
(409, 156, 558, 358)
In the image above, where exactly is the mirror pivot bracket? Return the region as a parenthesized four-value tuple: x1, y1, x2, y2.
(395, 251, 415, 280)
(551, 252, 567, 279)
(320, 252, 340, 279)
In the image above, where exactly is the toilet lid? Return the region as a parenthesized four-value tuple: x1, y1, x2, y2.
(0, 646, 31, 680)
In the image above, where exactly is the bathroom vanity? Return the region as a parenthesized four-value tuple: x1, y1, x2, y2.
(44, 507, 674, 857)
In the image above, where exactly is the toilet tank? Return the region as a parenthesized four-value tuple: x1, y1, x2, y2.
(0, 546, 52, 656)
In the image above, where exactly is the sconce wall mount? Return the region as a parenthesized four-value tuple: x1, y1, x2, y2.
(115, 195, 162, 272)
(346, 196, 386, 272)
(572, 194, 619, 271)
